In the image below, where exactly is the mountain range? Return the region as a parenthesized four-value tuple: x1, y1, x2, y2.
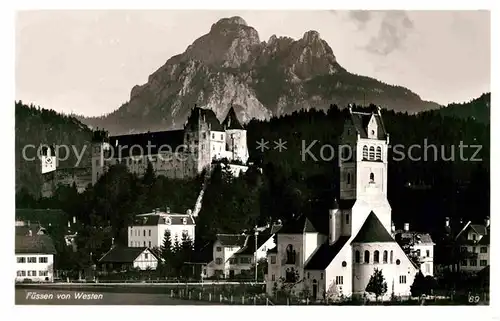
(77, 16, 440, 135)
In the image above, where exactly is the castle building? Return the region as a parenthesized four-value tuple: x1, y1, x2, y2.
(266, 106, 422, 301)
(91, 106, 249, 185)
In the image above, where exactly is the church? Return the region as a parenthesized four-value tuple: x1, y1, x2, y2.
(266, 105, 419, 301)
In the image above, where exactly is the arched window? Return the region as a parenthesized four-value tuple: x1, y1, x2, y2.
(376, 147, 382, 160)
(390, 250, 394, 264)
(355, 250, 360, 263)
(286, 244, 296, 264)
(374, 250, 380, 263)
(347, 173, 351, 185)
(383, 250, 388, 263)
(369, 146, 375, 160)
(363, 146, 368, 160)
(370, 173, 375, 183)
(364, 250, 370, 263)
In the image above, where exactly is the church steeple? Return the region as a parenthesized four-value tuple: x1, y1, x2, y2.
(222, 106, 243, 130)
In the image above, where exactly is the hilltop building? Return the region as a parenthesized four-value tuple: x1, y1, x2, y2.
(266, 106, 425, 301)
(40, 105, 249, 196)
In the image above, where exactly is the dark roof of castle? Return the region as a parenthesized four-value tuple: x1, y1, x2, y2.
(348, 107, 387, 140)
(131, 213, 195, 226)
(216, 234, 248, 247)
(351, 212, 394, 243)
(304, 236, 350, 270)
(15, 234, 56, 254)
(108, 129, 185, 157)
(277, 213, 329, 235)
(185, 106, 223, 131)
(99, 247, 157, 263)
(222, 107, 243, 130)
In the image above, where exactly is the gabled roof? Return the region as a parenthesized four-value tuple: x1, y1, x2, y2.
(99, 247, 156, 263)
(305, 236, 350, 270)
(235, 232, 273, 256)
(470, 224, 488, 236)
(108, 129, 185, 157)
(222, 107, 243, 130)
(131, 214, 195, 226)
(277, 213, 329, 235)
(15, 235, 56, 254)
(185, 106, 223, 131)
(351, 212, 394, 243)
(216, 234, 248, 247)
(347, 106, 387, 140)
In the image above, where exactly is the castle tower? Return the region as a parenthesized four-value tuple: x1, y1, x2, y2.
(222, 106, 248, 164)
(91, 129, 111, 185)
(338, 105, 392, 234)
(41, 145, 57, 174)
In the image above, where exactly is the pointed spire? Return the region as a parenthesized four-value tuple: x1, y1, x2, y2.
(222, 106, 243, 130)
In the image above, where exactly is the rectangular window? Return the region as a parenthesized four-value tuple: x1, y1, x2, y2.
(307, 272, 310, 279)
(271, 256, 276, 264)
(470, 259, 477, 266)
(426, 250, 430, 257)
(425, 264, 430, 273)
(320, 273, 324, 280)
(345, 214, 349, 225)
(17, 271, 23, 277)
(203, 133, 206, 139)
(130, 229, 133, 236)
(145, 253, 149, 259)
(28, 270, 37, 277)
(416, 249, 421, 256)
(39, 257, 48, 263)
(39, 271, 48, 276)
(143, 230, 146, 237)
(240, 257, 251, 264)
(27, 257, 37, 263)
(480, 260, 487, 266)
(148, 241, 151, 248)
(17, 257, 25, 263)
(472, 247, 477, 253)
(461, 260, 467, 266)
(480, 247, 487, 253)
(215, 258, 223, 265)
(229, 258, 236, 264)
(399, 275, 406, 284)
(149, 230, 151, 237)
(336, 276, 343, 285)
(472, 234, 477, 241)
(216, 247, 222, 252)
(272, 274, 275, 281)
(212, 133, 214, 139)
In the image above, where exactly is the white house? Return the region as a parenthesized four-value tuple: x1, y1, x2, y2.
(128, 208, 196, 249)
(266, 106, 421, 301)
(206, 223, 281, 278)
(98, 246, 159, 271)
(394, 224, 435, 277)
(15, 228, 56, 282)
(455, 218, 490, 273)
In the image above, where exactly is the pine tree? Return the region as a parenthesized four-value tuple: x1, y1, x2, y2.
(365, 268, 388, 302)
(160, 230, 173, 277)
(143, 160, 156, 187)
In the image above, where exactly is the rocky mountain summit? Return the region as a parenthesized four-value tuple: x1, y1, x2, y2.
(80, 16, 439, 135)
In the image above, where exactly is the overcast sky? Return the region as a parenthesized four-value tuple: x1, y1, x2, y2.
(16, 10, 490, 117)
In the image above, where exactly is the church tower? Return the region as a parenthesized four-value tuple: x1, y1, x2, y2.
(338, 105, 392, 233)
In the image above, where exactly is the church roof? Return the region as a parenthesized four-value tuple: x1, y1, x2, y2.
(348, 107, 387, 140)
(351, 212, 394, 243)
(304, 236, 350, 270)
(277, 213, 328, 235)
(222, 107, 243, 130)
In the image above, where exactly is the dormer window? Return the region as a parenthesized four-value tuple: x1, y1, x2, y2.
(182, 218, 187, 225)
(371, 130, 375, 136)
(369, 173, 375, 183)
(166, 218, 172, 225)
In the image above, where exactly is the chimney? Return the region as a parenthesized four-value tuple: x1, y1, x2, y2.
(73, 216, 76, 224)
(166, 207, 170, 214)
(186, 209, 192, 215)
(28, 230, 32, 237)
(391, 222, 395, 234)
(485, 216, 490, 227)
(404, 223, 410, 232)
(111, 238, 115, 248)
(445, 217, 450, 228)
(68, 221, 71, 228)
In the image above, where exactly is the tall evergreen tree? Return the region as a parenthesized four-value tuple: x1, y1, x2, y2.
(366, 268, 388, 302)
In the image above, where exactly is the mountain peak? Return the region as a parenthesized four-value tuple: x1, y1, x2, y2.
(213, 16, 248, 27)
(302, 30, 321, 42)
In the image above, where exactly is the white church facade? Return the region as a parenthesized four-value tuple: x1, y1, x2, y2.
(266, 106, 420, 301)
